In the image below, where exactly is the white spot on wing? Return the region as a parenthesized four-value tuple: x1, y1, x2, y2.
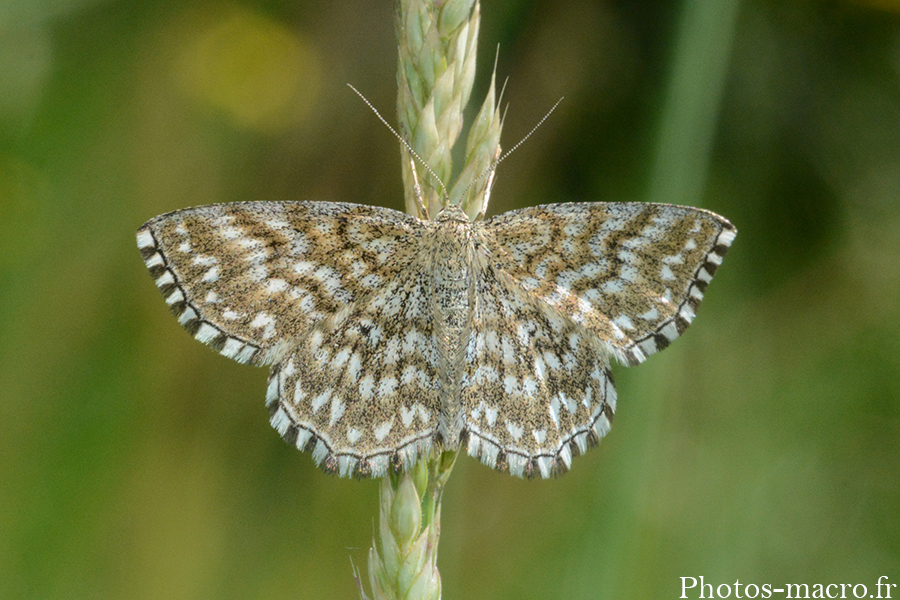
(294, 428, 313, 451)
(311, 390, 330, 413)
(374, 419, 393, 442)
(534, 356, 547, 381)
(485, 405, 498, 427)
(194, 323, 219, 343)
(601, 279, 624, 294)
(178, 306, 197, 325)
(613, 315, 635, 330)
(537, 455, 552, 478)
(266, 375, 279, 407)
(136, 229, 155, 249)
(201, 266, 219, 282)
(329, 396, 346, 426)
(221, 338, 245, 359)
(378, 377, 398, 396)
(145, 253, 164, 268)
(347, 353, 362, 383)
(505, 420, 523, 441)
(359, 375, 375, 401)
(401, 405, 415, 427)
(155, 272, 174, 287)
(165, 289, 184, 305)
(192, 255, 217, 267)
(639, 307, 659, 321)
(266, 279, 289, 293)
(270, 406, 291, 436)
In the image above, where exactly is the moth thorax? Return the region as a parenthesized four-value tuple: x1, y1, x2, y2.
(430, 223, 473, 420)
(432, 235, 471, 349)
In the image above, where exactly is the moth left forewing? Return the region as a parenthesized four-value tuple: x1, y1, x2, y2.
(480, 202, 736, 364)
(138, 201, 424, 366)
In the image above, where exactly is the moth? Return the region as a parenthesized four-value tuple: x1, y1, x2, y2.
(138, 197, 734, 478)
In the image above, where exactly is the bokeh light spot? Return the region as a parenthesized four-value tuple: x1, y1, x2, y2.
(176, 8, 321, 131)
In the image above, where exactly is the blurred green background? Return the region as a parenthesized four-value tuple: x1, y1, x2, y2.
(2, 0, 899, 598)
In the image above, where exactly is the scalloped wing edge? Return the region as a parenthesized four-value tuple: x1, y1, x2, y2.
(617, 219, 737, 366)
(137, 225, 270, 365)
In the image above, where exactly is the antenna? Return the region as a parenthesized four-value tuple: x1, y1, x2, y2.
(471, 97, 564, 220)
(496, 96, 563, 166)
(347, 84, 448, 218)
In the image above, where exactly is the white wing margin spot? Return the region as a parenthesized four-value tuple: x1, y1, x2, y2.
(137, 225, 263, 364)
(625, 217, 736, 362)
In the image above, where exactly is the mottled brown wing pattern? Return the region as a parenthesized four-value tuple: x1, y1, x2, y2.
(266, 265, 442, 478)
(138, 199, 735, 479)
(481, 202, 736, 366)
(460, 254, 616, 478)
(137, 201, 423, 366)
